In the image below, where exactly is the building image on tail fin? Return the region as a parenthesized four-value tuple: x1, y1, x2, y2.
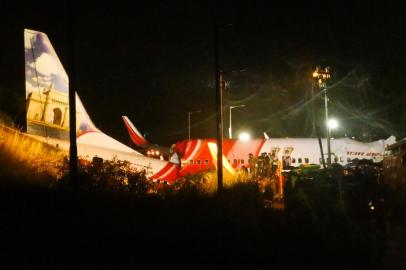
(25, 29, 96, 139)
(24, 29, 179, 183)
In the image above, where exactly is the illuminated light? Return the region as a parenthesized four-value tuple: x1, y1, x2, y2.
(238, 132, 251, 142)
(155, 150, 160, 156)
(312, 71, 319, 77)
(327, 118, 339, 130)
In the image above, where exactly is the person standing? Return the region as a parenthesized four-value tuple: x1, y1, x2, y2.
(264, 152, 271, 177)
(169, 144, 180, 168)
(248, 153, 256, 177)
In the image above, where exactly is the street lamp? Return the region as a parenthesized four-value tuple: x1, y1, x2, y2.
(328, 118, 339, 139)
(229, 105, 246, 139)
(188, 110, 202, 140)
(327, 118, 339, 130)
(313, 66, 332, 165)
(238, 131, 251, 141)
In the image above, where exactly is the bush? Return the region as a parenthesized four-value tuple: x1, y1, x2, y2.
(57, 157, 151, 195)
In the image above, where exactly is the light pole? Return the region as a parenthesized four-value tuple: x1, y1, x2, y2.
(214, 23, 242, 193)
(188, 110, 202, 140)
(68, 5, 78, 189)
(214, 25, 224, 194)
(313, 66, 332, 165)
(229, 105, 246, 139)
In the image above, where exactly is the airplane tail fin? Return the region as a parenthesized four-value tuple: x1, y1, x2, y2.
(384, 135, 396, 147)
(24, 29, 96, 139)
(122, 116, 149, 147)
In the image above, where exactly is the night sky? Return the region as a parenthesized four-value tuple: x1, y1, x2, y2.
(1, 1, 405, 146)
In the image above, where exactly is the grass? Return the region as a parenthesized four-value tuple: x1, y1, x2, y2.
(199, 169, 254, 193)
(0, 122, 256, 195)
(0, 123, 67, 185)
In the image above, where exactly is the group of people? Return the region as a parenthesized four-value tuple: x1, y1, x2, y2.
(248, 152, 279, 179)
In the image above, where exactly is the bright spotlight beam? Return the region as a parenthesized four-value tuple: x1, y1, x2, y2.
(328, 118, 339, 130)
(238, 132, 251, 141)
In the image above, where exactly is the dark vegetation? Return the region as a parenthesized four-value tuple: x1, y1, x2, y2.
(1, 157, 405, 269)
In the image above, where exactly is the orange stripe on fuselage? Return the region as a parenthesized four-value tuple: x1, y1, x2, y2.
(177, 138, 268, 174)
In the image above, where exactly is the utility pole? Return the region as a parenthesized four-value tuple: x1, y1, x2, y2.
(324, 88, 331, 165)
(188, 112, 191, 140)
(68, 2, 78, 189)
(214, 25, 223, 194)
(311, 81, 316, 137)
(214, 23, 237, 193)
(313, 66, 332, 166)
(316, 125, 326, 169)
(188, 110, 202, 140)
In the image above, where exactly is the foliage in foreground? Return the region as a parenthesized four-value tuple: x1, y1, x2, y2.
(55, 157, 257, 198)
(0, 123, 66, 185)
(0, 122, 256, 196)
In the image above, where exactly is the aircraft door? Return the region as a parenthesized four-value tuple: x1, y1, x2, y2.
(282, 156, 291, 169)
(323, 153, 338, 164)
(282, 146, 294, 170)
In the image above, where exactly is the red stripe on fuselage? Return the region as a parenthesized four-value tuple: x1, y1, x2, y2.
(152, 162, 180, 183)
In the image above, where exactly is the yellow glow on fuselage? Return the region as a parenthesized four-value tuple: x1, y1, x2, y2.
(207, 142, 235, 176)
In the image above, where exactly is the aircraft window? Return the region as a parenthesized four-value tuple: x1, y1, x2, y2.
(189, 160, 194, 165)
(340, 157, 344, 162)
(304, 158, 309, 164)
(233, 159, 238, 164)
(298, 158, 302, 163)
(197, 159, 201, 165)
(204, 159, 209, 165)
(291, 158, 296, 163)
(241, 159, 245, 164)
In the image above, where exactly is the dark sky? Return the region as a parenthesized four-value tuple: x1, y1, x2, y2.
(1, 1, 405, 146)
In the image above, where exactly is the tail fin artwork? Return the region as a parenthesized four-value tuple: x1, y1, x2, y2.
(122, 116, 149, 147)
(24, 29, 180, 183)
(25, 29, 96, 139)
